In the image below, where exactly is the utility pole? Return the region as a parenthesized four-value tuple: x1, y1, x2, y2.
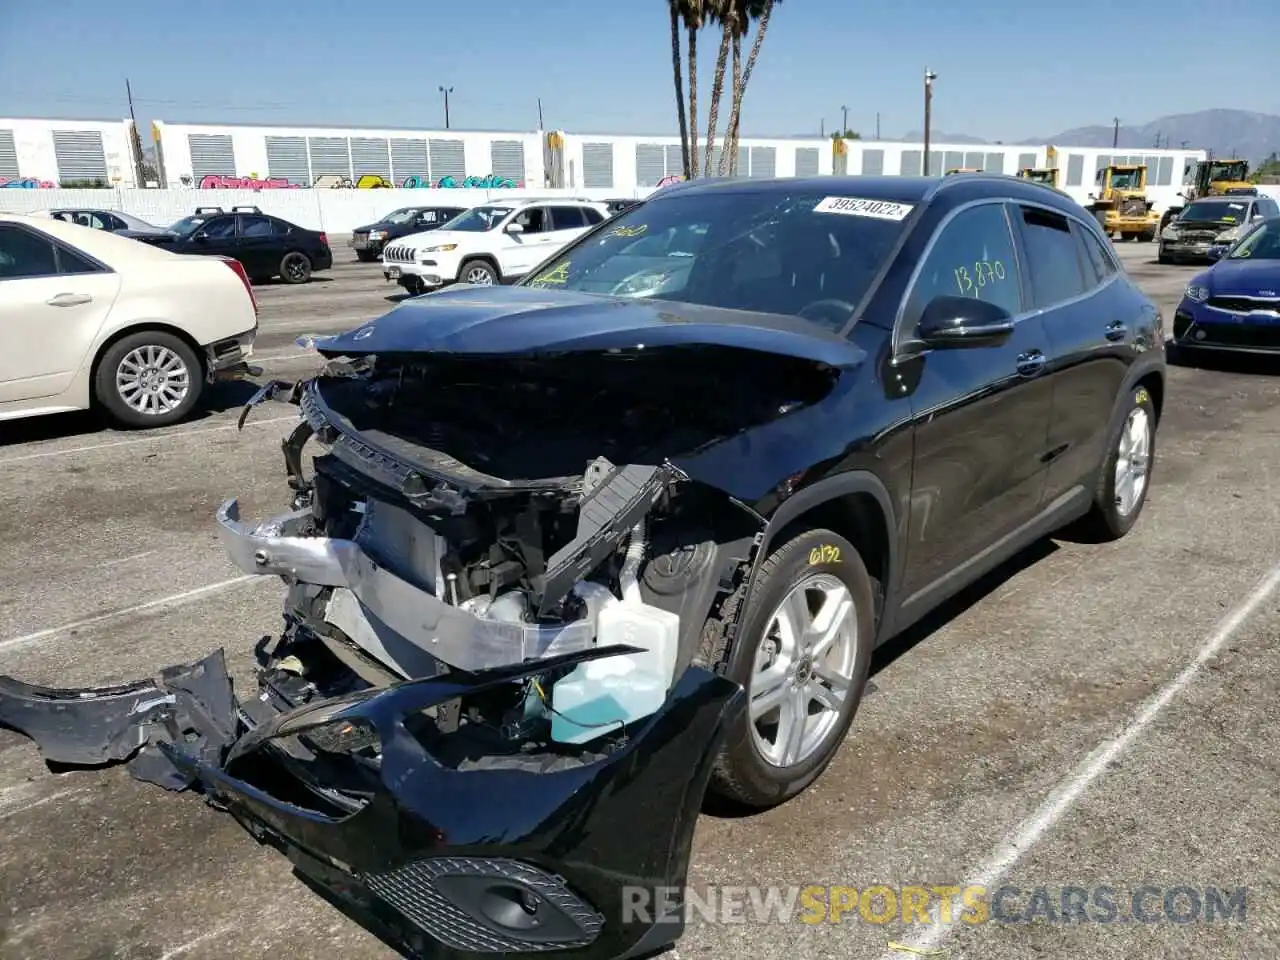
(125, 78, 146, 187)
(820, 118, 824, 137)
(923, 69, 937, 176)
(1112, 117, 1120, 148)
(841, 105, 848, 136)
(1153, 131, 1161, 148)
(875, 112, 881, 140)
(439, 86, 453, 129)
(537, 97, 544, 130)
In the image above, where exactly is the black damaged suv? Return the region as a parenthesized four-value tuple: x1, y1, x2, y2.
(0, 174, 1166, 960)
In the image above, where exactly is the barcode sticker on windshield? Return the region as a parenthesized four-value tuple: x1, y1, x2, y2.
(814, 196, 914, 220)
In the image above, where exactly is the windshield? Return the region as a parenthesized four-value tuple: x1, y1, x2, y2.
(1227, 220, 1280, 260)
(442, 205, 512, 232)
(520, 189, 912, 330)
(380, 208, 421, 225)
(1181, 200, 1249, 223)
(1109, 169, 1142, 189)
(1208, 162, 1248, 181)
(167, 215, 209, 235)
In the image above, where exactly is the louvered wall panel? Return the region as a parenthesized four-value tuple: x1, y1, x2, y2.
(187, 134, 236, 179)
(52, 130, 108, 181)
(350, 137, 391, 179)
(265, 136, 309, 184)
(489, 140, 525, 182)
(307, 137, 351, 179)
(429, 139, 466, 181)
(389, 138, 429, 184)
(0, 130, 19, 178)
(581, 143, 614, 188)
(794, 147, 819, 177)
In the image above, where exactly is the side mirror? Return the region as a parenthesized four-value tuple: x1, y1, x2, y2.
(192, 233, 209, 243)
(505, 222, 524, 234)
(916, 296, 1015, 348)
(1206, 246, 1225, 262)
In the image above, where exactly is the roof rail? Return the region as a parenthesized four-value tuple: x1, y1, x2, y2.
(194, 206, 224, 214)
(231, 204, 263, 213)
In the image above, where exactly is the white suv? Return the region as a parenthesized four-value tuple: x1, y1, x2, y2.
(380, 198, 611, 295)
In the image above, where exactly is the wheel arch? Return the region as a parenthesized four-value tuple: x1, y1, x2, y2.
(89, 322, 207, 408)
(745, 471, 899, 638)
(457, 253, 502, 282)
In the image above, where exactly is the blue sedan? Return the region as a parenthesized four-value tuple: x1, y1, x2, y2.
(1171, 216, 1280, 356)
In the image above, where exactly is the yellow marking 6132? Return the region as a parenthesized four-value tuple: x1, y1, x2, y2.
(809, 544, 841, 565)
(609, 224, 648, 238)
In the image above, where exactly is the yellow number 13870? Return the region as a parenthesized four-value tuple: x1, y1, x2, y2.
(954, 259, 1006, 296)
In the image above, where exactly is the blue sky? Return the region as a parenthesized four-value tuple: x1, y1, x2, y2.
(2, 0, 1278, 142)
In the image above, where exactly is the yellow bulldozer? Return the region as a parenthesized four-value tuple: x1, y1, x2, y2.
(1086, 164, 1160, 241)
(1017, 167, 1059, 187)
(1158, 159, 1255, 233)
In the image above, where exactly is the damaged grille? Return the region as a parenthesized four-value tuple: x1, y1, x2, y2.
(363, 856, 604, 952)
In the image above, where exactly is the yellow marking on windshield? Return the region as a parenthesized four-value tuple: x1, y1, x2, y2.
(609, 224, 648, 238)
(529, 261, 570, 286)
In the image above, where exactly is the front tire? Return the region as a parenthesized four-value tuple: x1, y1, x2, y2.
(356, 249, 379, 263)
(707, 528, 875, 808)
(94, 331, 203, 429)
(279, 251, 312, 284)
(459, 259, 499, 286)
(1081, 385, 1157, 540)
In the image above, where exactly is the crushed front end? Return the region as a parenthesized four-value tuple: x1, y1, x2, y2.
(2, 337, 856, 957)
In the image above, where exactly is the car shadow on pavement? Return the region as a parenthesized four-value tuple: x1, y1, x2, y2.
(252, 275, 335, 286)
(0, 380, 264, 451)
(1167, 346, 1280, 376)
(701, 538, 1060, 820)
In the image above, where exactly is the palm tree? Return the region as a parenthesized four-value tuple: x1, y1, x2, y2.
(681, 1, 704, 176)
(668, 0, 692, 178)
(702, 0, 734, 177)
(723, 0, 778, 175)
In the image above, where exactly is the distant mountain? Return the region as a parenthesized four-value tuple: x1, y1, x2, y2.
(896, 130, 990, 145)
(1037, 109, 1280, 163)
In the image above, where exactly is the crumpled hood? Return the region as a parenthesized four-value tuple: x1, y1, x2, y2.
(1206, 259, 1280, 296)
(314, 285, 867, 368)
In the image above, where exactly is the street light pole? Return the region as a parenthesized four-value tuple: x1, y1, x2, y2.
(923, 69, 937, 176)
(1112, 117, 1119, 149)
(841, 104, 848, 136)
(439, 86, 453, 129)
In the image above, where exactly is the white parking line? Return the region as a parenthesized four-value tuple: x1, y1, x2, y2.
(0, 413, 298, 465)
(878, 560, 1280, 959)
(0, 575, 262, 655)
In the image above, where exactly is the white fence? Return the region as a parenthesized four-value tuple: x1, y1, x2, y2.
(0, 186, 658, 233)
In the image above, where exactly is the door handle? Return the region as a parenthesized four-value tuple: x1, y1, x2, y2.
(46, 292, 92, 307)
(1104, 321, 1128, 341)
(1015, 350, 1047, 377)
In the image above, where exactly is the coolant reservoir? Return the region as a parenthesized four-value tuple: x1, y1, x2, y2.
(549, 599, 680, 745)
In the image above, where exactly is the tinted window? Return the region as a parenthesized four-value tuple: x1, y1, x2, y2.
(103, 213, 127, 231)
(200, 217, 237, 240)
(0, 225, 59, 279)
(523, 188, 912, 331)
(1072, 221, 1116, 287)
(58, 245, 102, 275)
(904, 202, 1023, 324)
(582, 207, 606, 225)
(447, 205, 514, 232)
(549, 206, 587, 229)
(239, 215, 275, 238)
(1017, 206, 1086, 307)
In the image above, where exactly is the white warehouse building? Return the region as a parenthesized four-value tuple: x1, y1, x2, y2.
(0, 116, 1209, 221)
(0, 117, 142, 187)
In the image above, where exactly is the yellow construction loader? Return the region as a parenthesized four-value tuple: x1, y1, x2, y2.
(1017, 167, 1059, 187)
(1086, 164, 1160, 241)
(1159, 159, 1255, 233)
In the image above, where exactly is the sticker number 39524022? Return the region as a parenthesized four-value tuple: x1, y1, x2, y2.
(813, 197, 914, 221)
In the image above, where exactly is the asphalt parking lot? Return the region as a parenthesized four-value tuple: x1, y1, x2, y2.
(2, 242, 1278, 960)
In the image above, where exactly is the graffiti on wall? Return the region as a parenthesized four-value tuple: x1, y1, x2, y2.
(0, 176, 57, 189)
(199, 174, 300, 189)
(402, 174, 522, 189)
(191, 172, 523, 190)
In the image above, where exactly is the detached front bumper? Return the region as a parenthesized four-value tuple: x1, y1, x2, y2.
(0, 643, 744, 960)
(205, 328, 262, 383)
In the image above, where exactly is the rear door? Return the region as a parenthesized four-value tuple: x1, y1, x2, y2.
(0, 222, 121, 403)
(235, 214, 282, 275)
(1013, 204, 1137, 505)
(895, 200, 1056, 597)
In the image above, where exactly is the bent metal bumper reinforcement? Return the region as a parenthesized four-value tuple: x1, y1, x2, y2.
(0, 644, 745, 960)
(218, 499, 602, 671)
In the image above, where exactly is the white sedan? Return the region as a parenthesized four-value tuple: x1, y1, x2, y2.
(0, 212, 260, 429)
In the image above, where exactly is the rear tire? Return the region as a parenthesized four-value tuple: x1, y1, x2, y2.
(356, 250, 379, 263)
(706, 528, 876, 809)
(1080, 385, 1157, 541)
(279, 251, 312, 284)
(94, 331, 203, 429)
